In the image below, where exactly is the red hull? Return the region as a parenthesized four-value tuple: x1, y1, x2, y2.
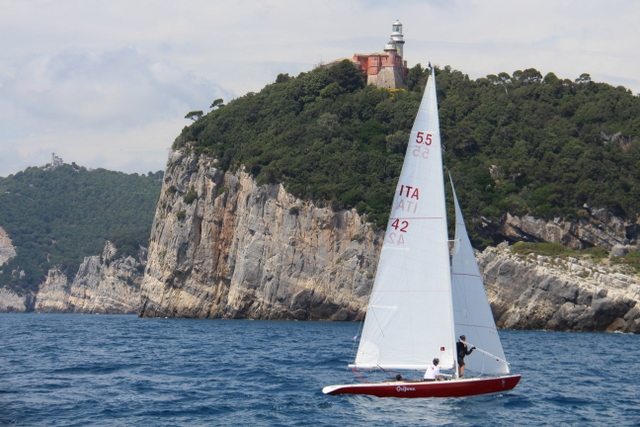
(323, 375, 521, 398)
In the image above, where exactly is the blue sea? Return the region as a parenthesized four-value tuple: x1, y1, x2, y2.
(1, 314, 639, 426)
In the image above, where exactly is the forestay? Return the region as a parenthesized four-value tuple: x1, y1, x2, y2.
(450, 181, 509, 375)
(351, 70, 457, 371)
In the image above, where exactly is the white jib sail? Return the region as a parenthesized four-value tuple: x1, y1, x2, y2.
(352, 70, 457, 371)
(450, 179, 510, 375)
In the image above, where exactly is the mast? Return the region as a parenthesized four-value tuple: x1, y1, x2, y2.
(426, 65, 460, 379)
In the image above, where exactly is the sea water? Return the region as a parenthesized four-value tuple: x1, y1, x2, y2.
(0, 314, 639, 427)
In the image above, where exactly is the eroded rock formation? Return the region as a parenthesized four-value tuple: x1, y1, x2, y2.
(139, 150, 640, 334)
(34, 241, 143, 314)
(481, 210, 635, 250)
(0, 226, 25, 311)
(139, 150, 381, 319)
(480, 243, 640, 333)
(0, 287, 26, 312)
(0, 226, 17, 266)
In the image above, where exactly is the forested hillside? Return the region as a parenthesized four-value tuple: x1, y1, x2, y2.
(176, 61, 640, 246)
(0, 165, 162, 294)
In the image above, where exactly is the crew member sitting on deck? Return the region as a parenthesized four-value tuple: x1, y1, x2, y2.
(423, 358, 441, 381)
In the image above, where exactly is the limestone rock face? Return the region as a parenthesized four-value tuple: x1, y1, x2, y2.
(0, 226, 26, 311)
(140, 150, 640, 334)
(0, 287, 26, 312)
(482, 210, 632, 250)
(0, 226, 17, 267)
(139, 150, 381, 320)
(35, 241, 143, 314)
(610, 244, 629, 258)
(479, 245, 640, 333)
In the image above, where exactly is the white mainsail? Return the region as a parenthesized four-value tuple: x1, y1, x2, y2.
(352, 69, 457, 371)
(450, 180, 510, 375)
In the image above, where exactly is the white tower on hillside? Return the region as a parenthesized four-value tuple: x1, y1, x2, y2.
(390, 20, 405, 58)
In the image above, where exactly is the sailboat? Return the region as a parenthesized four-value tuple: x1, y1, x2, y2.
(323, 67, 521, 398)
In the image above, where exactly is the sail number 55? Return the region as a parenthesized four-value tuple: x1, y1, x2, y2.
(413, 132, 432, 159)
(415, 132, 432, 145)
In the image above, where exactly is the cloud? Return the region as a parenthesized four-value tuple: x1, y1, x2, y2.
(0, 47, 233, 176)
(1, 0, 639, 177)
(1, 47, 231, 131)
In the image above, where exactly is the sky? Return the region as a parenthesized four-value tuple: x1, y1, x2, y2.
(1, 0, 639, 177)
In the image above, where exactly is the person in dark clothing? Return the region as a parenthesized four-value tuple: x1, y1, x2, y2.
(456, 335, 475, 377)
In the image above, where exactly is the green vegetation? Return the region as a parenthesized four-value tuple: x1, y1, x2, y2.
(174, 61, 640, 246)
(183, 186, 198, 204)
(510, 241, 640, 273)
(509, 242, 609, 260)
(185, 110, 203, 121)
(0, 165, 162, 294)
(618, 250, 640, 273)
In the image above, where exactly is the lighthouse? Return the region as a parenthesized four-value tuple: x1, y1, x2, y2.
(350, 21, 408, 88)
(324, 21, 408, 89)
(390, 20, 405, 58)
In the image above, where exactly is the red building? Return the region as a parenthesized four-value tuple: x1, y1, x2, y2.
(353, 21, 408, 89)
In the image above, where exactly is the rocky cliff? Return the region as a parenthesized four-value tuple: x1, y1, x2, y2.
(480, 243, 640, 333)
(0, 240, 143, 314)
(139, 149, 381, 319)
(0, 226, 17, 266)
(0, 287, 27, 312)
(0, 226, 24, 311)
(34, 241, 144, 314)
(482, 209, 636, 250)
(140, 149, 639, 334)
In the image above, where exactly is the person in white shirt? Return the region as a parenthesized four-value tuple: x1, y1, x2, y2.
(423, 358, 441, 381)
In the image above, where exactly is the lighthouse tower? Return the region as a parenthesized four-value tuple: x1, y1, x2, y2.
(390, 20, 405, 58)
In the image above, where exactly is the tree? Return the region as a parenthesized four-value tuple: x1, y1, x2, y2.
(576, 73, 592, 83)
(407, 63, 426, 91)
(185, 110, 203, 121)
(275, 73, 291, 84)
(543, 72, 559, 84)
(210, 99, 225, 109)
(328, 59, 365, 93)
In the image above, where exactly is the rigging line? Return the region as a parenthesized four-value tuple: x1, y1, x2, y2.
(351, 367, 370, 383)
(465, 341, 510, 365)
(376, 365, 397, 378)
(369, 305, 386, 338)
(451, 273, 482, 278)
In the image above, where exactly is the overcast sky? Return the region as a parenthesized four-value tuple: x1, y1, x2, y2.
(1, 0, 638, 177)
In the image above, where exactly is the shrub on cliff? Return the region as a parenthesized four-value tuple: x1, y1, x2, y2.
(183, 186, 197, 204)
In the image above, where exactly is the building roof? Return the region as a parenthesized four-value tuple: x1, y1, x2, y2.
(354, 52, 389, 57)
